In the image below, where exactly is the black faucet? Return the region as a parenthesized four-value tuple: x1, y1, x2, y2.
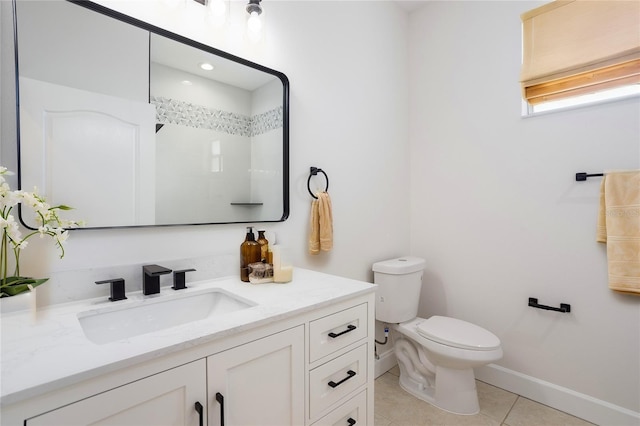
(172, 268, 196, 290)
(142, 265, 172, 295)
(95, 278, 127, 302)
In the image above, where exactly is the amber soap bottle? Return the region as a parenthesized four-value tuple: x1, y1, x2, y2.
(240, 227, 261, 282)
(257, 230, 269, 262)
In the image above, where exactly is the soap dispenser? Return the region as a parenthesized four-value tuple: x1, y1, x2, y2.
(240, 227, 261, 282)
(257, 230, 269, 262)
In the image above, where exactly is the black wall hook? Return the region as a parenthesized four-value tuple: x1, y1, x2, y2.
(307, 167, 329, 199)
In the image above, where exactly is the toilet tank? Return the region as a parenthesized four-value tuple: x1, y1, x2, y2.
(373, 257, 426, 323)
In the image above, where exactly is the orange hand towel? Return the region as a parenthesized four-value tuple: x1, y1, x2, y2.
(309, 192, 333, 254)
(597, 171, 640, 295)
(318, 192, 333, 252)
(309, 197, 320, 255)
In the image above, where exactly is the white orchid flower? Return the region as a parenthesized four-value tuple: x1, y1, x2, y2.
(0, 167, 82, 286)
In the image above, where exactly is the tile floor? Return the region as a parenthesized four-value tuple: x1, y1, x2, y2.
(374, 366, 596, 426)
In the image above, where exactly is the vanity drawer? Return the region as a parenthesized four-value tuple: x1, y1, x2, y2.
(309, 343, 368, 420)
(309, 303, 368, 363)
(311, 389, 367, 426)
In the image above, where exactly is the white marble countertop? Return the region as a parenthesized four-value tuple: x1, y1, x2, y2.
(0, 268, 376, 406)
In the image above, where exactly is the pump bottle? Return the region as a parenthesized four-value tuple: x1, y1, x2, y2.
(240, 227, 261, 282)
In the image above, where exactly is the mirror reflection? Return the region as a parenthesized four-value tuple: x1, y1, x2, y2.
(14, 0, 289, 229)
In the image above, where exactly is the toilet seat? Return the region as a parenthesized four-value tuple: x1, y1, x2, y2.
(416, 316, 500, 351)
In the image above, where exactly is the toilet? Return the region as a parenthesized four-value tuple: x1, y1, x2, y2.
(373, 257, 502, 415)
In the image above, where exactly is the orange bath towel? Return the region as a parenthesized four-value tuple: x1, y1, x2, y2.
(309, 192, 333, 255)
(597, 171, 640, 295)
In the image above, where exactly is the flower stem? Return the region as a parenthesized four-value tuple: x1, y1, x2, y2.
(1, 230, 7, 285)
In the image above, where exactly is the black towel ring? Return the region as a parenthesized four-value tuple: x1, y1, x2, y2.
(307, 167, 329, 199)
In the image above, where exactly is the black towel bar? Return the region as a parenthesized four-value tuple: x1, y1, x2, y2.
(576, 172, 603, 181)
(528, 298, 571, 313)
(307, 167, 329, 199)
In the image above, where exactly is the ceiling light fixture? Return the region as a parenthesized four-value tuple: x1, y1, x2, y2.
(246, 0, 263, 42)
(199, 62, 214, 71)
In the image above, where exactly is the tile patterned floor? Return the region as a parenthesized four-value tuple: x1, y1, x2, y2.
(374, 367, 595, 426)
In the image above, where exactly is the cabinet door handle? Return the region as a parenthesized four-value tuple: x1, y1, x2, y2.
(328, 324, 356, 338)
(216, 392, 225, 426)
(194, 401, 204, 426)
(347, 418, 356, 426)
(328, 370, 356, 388)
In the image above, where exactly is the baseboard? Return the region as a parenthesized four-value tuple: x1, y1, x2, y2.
(475, 364, 640, 426)
(375, 349, 397, 378)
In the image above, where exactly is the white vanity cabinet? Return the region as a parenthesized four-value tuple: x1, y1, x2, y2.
(15, 327, 306, 426)
(25, 360, 207, 426)
(207, 326, 305, 426)
(1, 282, 375, 426)
(306, 302, 372, 426)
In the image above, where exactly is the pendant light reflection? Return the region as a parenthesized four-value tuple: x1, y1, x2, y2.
(207, 0, 227, 27)
(246, 0, 263, 43)
(164, 0, 185, 10)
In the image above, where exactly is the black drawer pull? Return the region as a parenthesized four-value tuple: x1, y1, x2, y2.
(194, 402, 204, 426)
(347, 418, 356, 425)
(216, 392, 225, 426)
(328, 370, 356, 388)
(328, 324, 356, 338)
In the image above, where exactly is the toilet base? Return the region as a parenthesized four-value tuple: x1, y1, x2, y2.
(390, 318, 501, 416)
(398, 363, 480, 415)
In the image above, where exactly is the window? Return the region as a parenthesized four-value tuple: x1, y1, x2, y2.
(211, 140, 223, 172)
(520, 0, 640, 114)
(530, 84, 640, 113)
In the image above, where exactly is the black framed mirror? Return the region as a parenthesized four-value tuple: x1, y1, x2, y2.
(13, 0, 289, 229)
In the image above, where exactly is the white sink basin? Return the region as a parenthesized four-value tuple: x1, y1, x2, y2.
(78, 288, 256, 344)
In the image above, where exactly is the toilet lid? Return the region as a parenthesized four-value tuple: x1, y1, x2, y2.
(416, 316, 500, 351)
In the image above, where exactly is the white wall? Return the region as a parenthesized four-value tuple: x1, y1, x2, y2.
(251, 79, 285, 220)
(1, 1, 410, 286)
(151, 63, 253, 224)
(16, 0, 148, 102)
(408, 0, 640, 420)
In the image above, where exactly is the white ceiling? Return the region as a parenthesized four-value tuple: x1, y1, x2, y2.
(150, 33, 275, 91)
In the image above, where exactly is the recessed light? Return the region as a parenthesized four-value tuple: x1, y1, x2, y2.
(182, 80, 193, 85)
(199, 62, 214, 71)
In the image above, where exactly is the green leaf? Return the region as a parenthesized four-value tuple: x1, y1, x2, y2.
(52, 205, 73, 211)
(0, 276, 49, 297)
